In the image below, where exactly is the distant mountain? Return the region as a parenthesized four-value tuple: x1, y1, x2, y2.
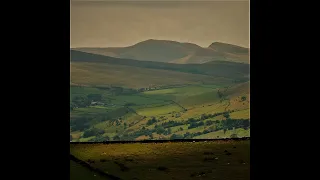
(208, 42, 249, 54)
(73, 39, 249, 64)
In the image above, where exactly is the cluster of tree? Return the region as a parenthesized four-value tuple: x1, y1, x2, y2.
(155, 126, 172, 135)
(170, 134, 184, 140)
(91, 135, 110, 142)
(129, 127, 154, 139)
(188, 121, 205, 129)
(200, 111, 232, 120)
(155, 126, 165, 134)
(115, 124, 173, 141)
(146, 117, 157, 125)
(205, 120, 219, 126)
(71, 96, 91, 109)
(70, 94, 104, 110)
(180, 126, 218, 139)
(181, 130, 213, 139)
(222, 118, 250, 130)
(70, 117, 90, 131)
(82, 128, 105, 138)
(186, 118, 249, 136)
(223, 112, 230, 119)
(178, 119, 249, 139)
(186, 118, 199, 124)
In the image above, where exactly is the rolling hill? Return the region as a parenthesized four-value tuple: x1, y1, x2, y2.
(71, 62, 230, 88)
(70, 50, 249, 83)
(72, 39, 249, 64)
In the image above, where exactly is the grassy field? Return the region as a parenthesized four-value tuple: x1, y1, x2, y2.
(70, 140, 250, 180)
(135, 103, 184, 116)
(110, 95, 166, 106)
(142, 85, 219, 98)
(230, 109, 250, 119)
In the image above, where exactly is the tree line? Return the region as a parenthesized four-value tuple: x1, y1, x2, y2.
(71, 111, 250, 142)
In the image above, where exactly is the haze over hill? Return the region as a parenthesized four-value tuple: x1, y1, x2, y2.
(73, 39, 249, 64)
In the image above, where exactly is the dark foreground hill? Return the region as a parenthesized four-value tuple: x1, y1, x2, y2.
(70, 140, 250, 180)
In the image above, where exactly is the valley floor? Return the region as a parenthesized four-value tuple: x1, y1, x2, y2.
(70, 82, 250, 142)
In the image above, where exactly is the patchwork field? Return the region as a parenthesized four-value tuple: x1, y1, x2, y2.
(70, 81, 249, 142)
(70, 140, 250, 180)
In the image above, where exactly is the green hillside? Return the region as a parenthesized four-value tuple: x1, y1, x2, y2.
(70, 50, 249, 81)
(71, 62, 231, 89)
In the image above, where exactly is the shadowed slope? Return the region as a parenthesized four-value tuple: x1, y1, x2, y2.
(70, 50, 249, 81)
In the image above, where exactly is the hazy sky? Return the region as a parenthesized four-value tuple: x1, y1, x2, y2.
(71, 0, 249, 48)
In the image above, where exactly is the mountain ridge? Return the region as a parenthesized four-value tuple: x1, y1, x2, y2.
(73, 39, 249, 64)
